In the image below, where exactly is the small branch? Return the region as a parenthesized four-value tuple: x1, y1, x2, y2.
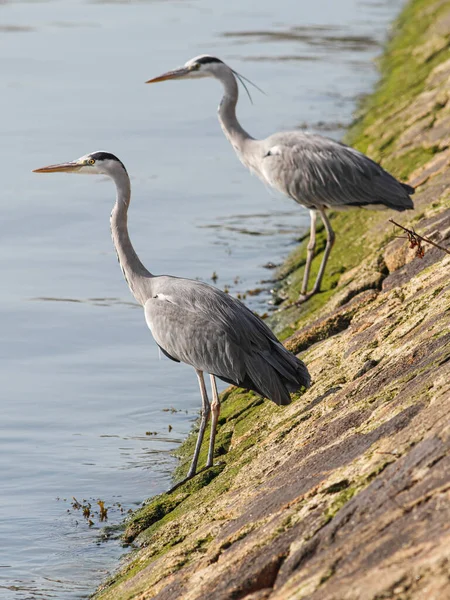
(389, 219, 450, 256)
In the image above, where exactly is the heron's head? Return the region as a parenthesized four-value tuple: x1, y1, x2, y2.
(147, 55, 229, 84)
(147, 55, 263, 103)
(33, 151, 127, 177)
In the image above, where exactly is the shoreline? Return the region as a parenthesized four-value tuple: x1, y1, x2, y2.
(94, 0, 450, 597)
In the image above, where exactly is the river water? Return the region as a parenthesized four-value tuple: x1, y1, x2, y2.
(0, 0, 404, 598)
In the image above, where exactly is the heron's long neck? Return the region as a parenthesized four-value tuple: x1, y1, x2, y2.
(110, 169, 152, 306)
(217, 70, 255, 161)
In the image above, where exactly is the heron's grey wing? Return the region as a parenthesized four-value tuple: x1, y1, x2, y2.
(259, 132, 414, 211)
(144, 291, 246, 384)
(143, 277, 310, 404)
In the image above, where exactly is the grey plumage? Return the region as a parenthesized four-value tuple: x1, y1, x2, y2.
(33, 151, 310, 484)
(258, 132, 414, 212)
(145, 277, 310, 406)
(147, 55, 415, 302)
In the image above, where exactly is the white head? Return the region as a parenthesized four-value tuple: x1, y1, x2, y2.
(147, 55, 230, 83)
(33, 151, 127, 177)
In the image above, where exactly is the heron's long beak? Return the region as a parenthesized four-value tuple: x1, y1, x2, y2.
(33, 161, 81, 174)
(146, 67, 191, 84)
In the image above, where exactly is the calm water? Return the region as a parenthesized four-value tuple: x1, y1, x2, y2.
(0, 0, 403, 597)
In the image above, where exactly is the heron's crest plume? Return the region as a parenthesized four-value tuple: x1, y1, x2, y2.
(231, 68, 266, 105)
(189, 54, 266, 104)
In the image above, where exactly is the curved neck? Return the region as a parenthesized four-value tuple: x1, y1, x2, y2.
(216, 69, 254, 155)
(109, 168, 152, 305)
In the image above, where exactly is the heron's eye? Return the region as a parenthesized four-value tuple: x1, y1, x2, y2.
(192, 63, 200, 71)
(89, 159, 95, 165)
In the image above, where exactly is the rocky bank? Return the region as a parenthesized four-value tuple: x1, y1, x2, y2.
(95, 0, 450, 598)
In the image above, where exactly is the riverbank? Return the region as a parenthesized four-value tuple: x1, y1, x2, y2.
(94, 0, 450, 597)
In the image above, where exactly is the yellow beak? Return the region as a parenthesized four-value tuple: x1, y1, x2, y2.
(146, 67, 191, 84)
(33, 162, 81, 174)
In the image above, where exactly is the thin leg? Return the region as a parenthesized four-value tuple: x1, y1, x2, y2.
(300, 210, 317, 296)
(186, 370, 211, 479)
(312, 209, 335, 293)
(206, 374, 221, 468)
(297, 208, 335, 303)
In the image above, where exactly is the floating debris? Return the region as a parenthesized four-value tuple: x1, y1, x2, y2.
(72, 497, 82, 510)
(71, 497, 92, 520)
(97, 500, 108, 521)
(246, 287, 263, 296)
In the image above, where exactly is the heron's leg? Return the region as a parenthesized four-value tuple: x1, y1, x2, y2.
(186, 370, 211, 479)
(297, 209, 335, 303)
(311, 209, 335, 293)
(206, 375, 221, 468)
(300, 210, 317, 296)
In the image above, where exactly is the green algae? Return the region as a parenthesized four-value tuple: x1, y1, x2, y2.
(323, 479, 351, 495)
(348, 0, 450, 151)
(322, 460, 395, 524)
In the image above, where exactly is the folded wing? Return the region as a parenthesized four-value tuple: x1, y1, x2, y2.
(144, 277, 310, 405)
(260, 132, 414, 211)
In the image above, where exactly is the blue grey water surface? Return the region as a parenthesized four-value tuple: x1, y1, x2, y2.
(0, 0, 404, 597)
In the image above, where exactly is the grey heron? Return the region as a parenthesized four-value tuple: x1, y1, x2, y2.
(147, 55, 415, 303)
(33, 151, 310, 484)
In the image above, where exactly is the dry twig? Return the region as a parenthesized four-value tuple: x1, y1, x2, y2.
(389, 219, 450, 257)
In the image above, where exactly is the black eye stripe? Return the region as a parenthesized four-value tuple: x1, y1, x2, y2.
(89, 152, 128, 173)
(195, 56, 223, 66)
(91, 152, 119, 162)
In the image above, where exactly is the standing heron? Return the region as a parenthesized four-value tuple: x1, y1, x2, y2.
(147, 55, 415, 303)
(33, 151, 310, 483)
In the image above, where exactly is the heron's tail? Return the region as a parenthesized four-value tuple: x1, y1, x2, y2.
(244, 342, 311, 406)
(402, 182, 415, 195)
(370, 172, 415, 211)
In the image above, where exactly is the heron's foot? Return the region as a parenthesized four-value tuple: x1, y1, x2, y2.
(166, 473, 195, 494)
(166, 463, 216, 494)
(205, 458, 225, 469)
(296, 289, 319, 305)
(277, 294, 315, 312)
